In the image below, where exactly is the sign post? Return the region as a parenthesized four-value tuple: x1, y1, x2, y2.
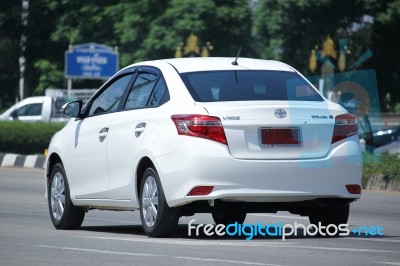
(65, 43, 119, 96)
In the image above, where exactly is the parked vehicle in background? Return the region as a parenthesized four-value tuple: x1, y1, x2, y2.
(372, 125, 400, 147)
(338, 94, 399, 150)
(45, 57, 362, 237)
(45, 88, 97, 104)
(0, 96, 71, 122)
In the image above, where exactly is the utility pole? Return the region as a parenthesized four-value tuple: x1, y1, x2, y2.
(19, 0, 29, 100)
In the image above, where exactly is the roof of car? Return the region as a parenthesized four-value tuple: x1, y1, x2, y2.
(127, 57, 296, 73)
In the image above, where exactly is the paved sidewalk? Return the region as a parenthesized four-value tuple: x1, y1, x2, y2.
(0, 153, 46, 169)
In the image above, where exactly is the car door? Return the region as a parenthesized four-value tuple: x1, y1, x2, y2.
(106, 69, 169, 201)
(66, 73, 133, 199)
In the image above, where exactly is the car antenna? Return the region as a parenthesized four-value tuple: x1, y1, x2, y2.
(231, 46, 242, 65)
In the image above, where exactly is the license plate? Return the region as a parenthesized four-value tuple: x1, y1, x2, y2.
(260, 128, 301, 146)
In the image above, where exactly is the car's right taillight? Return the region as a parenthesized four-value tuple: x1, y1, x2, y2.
(171, 114, 228, 145)
(331, 114, 358, 144)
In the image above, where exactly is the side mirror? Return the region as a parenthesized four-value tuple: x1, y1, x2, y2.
(61, 100, 83, 118)
(10, 110, 18, 120)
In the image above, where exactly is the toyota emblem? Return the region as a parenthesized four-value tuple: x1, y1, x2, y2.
(275, 109, 287, 118)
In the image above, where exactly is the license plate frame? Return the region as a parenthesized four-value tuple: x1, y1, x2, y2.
(260, 127, 301, 146)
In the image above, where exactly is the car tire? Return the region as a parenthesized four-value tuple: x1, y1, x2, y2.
(212, 211, 247, 225)
(48, 163, 85, 229)
(139, 167, 180, 237)
(309, 204, 349, 227)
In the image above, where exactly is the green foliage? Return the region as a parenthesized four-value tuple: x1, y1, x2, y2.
(33, 59, 65, 95)
(395, 103, 400, 114)
(135, 0, 253, 60)
(252, 0, 365, 71)
(362, 152, 400, 186)
(1, 0, 400, 111)
(0, 121, 65, 154)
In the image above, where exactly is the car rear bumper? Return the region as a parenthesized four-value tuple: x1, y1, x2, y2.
(155, 135, 362, 207)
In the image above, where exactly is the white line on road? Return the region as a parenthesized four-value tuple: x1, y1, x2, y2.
(374, 262, 400, 265)
(78, 236, 293, 246)
(280, 244, 397, 253)
(344, 238, 400, 243)
(77, 236, 397, 253)
(174, 256, 284, 266)
(36, 244, 158, 257)
(35, 245, 284, 266)
(248, 214, 308, 220)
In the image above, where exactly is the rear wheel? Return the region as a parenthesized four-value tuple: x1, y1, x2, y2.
(212, 211, 247, 225)
(309, 204, 350, 226)
(139, 167, 179, 237)
(48, 163, 85, 229)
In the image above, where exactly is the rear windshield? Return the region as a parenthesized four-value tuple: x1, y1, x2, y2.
(180, 70, 323, 102)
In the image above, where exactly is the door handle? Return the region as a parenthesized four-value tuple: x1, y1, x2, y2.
(134, 123, 146, 137)
(99, 127, 109, 141)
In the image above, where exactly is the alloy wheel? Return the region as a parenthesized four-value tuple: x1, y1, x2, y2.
(50, 172, 66, 221)
(141, 175, 159, 227)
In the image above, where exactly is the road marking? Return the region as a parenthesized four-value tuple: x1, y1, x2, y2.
(249, 214, 308, 220)
(344, 238, 400, 243)
(78, 236, 397, 253)
(374, 262, 400, 265)
(36, 245, 160, 257)
(36, 245, 284, 266)
(79, 236, 293, 246)
(280, 245, 396, 253)
(174, 256, 284, 265)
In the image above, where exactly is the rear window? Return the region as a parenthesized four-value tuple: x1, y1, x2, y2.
(180, 70, 323, 102)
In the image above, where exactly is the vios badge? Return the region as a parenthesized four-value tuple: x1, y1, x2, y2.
(275, 109, 287, 118)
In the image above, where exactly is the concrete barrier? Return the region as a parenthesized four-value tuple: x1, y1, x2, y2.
(0, 153, 45, 169)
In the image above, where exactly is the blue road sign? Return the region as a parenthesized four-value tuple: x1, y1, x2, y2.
(65, 43, 119, 79)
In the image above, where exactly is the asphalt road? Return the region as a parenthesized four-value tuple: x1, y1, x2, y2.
(0, 168, 399, 266)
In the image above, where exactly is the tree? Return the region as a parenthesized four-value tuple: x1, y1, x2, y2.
(364, 0, 400, 109)
(0, 0, 22, 109)
(252, 0, 400, 111)
(1, 0, 399, 112)
(252, 0, 366, 73)
(136, 0, 254, 60)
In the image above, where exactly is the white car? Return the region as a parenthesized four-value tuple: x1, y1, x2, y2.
(0, 96, 71, 122)
(45, 57, 362, 237)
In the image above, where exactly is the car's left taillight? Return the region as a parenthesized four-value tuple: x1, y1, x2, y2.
(331, 113, 358, 144)
(171, 114, 228, 145)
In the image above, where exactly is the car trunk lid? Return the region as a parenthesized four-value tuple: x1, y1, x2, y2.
(197, 101, 340, 160)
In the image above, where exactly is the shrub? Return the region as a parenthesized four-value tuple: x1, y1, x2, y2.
(0, 121, 65, 154)
(362, 152, 400, 187)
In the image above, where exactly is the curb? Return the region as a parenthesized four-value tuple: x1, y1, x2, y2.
(0, 153, 46, 169)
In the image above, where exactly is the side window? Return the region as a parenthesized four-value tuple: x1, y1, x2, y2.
(124, 73, 158, 110)
(16, 103, 43, 116)
(89, 74, 132, 116)
(148, 79, 167, 107)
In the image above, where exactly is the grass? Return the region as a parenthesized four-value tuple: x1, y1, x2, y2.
(362, 152, 400, 187)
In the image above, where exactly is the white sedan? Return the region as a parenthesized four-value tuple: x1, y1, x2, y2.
(45, 57, 362, 237)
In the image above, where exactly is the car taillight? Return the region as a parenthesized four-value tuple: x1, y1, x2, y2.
(187, 186, 214, 196)
(171, 115, 228, 145)
(331, 114, 358, 144)
(346, 184, 361, 194)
